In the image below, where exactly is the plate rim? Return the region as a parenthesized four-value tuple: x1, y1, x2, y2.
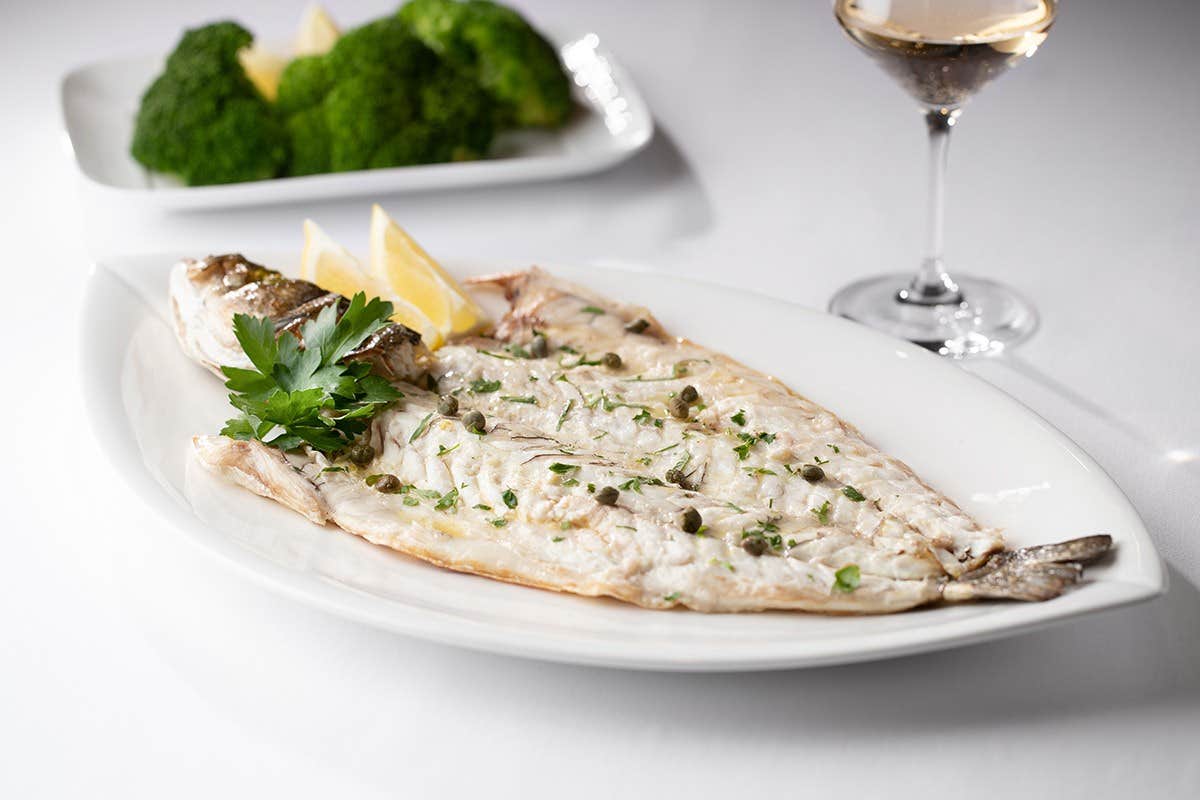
(79, 254, 1166, 671)
(59, 32, 655, 208)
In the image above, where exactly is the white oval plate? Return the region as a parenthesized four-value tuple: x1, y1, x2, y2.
(60, 33, 652, 209)
(81, 253, 1164, 671)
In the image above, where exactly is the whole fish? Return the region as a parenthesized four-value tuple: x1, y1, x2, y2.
(171, 255, 1111, 613)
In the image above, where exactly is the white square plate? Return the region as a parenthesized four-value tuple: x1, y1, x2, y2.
(81, 254, 1165, 670)
(60, 33, 653, 209)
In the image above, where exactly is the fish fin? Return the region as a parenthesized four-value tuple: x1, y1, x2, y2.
(941, 534, 1113, 603)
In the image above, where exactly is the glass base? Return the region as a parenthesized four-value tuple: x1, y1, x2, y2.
(828, 273, 1037, 358)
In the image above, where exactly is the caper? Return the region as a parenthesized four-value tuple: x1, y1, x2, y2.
(601, 352, 622, 370)
(679, 506, 702, 534)
(596, 486, 620, 506)
(665, 467, 685, 485)
(800, 464, 825, 483)
(668, 396, 690, 420)
(529, 334, 549, 359)
(346, 443, 375, 466)
(679, 385, 699, 405)
(742, 536, 767, 557)
(624, 318, 650, 334)
(463, 409, 486, 433)
(373, 474, 401, 493)
(437, 394, 459, 416)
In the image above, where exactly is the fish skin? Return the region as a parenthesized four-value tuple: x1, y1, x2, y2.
(170, 258, 1109, 613)
(170, 254, 427, 382)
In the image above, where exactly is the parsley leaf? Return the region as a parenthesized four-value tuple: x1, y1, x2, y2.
(219, 294, 402, 456)
(811, 500, 831, 524)
(548, 462, 578, 475)
(470, 378, 501, 394)
(580, 305, 605, 315)
(731, 409, 747, 426)
(556, 399, 574, 431)
(834, 564, 861, 592)
(664, 592, 681, 602)
(434, 487, 459, 511)
(500, 395, 537, 404)
(502, 488, 518, 509)
(842, 486, 866, 502)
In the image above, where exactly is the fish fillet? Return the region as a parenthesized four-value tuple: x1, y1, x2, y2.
(170, 255, 1110, 613)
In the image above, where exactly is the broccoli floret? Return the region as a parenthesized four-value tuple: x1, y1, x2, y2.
(398, 0, 573, 128)
(130, 21, 287, 185)
(276, 15, 495, 175)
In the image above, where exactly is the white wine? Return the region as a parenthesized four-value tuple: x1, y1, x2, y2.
(835, 0, 1056, 109)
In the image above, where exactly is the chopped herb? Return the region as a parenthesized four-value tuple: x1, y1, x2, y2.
(725, 501, 746, 513)
(473, 503, 493, 511)
(560, 521, 571, 531)
(548, 462, 579, 475)
(759, 432, 776, 444)
(842, 486, 866, 502)
(651, 443, 679, 455)
(552, 536, 565, 542)
(615, 524, 637, 531)
(731, 409, 747, 426)
(834, 564, 861, 592)
(434, 488, 460, 511)
(490, 518, 508, 528)
(709, 557, 736, 573)
(477, 349, 514, 360)
(664, 592, 681, 602)
(580, 305, 605, 315)
(402, 496, 419, 506)
(556, 399, 575, 431)
(811, 500, 831, 524)
(592, 432, 608, 440)
(787, 538, 797, 548)
(632, 408, 663, 427)
(500, 395, 537, 405)
(587, 483, 596, 493)
(408, 412, 435, 442)
(618, 476, 665, 494)
(436, 443, 460, 457)
(469, 378, 501, 394)
(364, 474, 387, 486)
(827, 443, 841, 454)
(505, 343, 532, 359)
(560, 353, 603, 369)
(813, 455, 830, 465)
(321, 466, 348, 473)
(561, 478, 580, 487)
(502, 488, 518, 509)
(745, 467, 777, 476)
(558, 344, 580, 355)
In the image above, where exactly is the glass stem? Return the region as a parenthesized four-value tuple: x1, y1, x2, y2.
(900, 108, 964, 306)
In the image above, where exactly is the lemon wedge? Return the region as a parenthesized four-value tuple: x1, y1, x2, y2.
(301, 219, 443, 347)
(295, 4, 341, 57)
(368, 204, 488, 339)
(238, 44, 287, 101)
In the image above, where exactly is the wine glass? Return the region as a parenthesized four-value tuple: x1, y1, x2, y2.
(829, 0, 1056, 357)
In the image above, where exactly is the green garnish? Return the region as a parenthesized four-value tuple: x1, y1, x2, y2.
(552, 536, 565, 542)
(321, 466, 348, 473)
(842, 486, 866, 502)
(490, 518, 508, 528)
(470, 378, 501, 394)
(434, 487, 459, 511)
(408, 412, 435, 443)
(811, 500, 831, 524)
(402, 496, 419, 506)
(436, 443, 460, 457)
(731, 409, 747, 426)
(505, 343, 532, 359)
(561, 478, 580, 487)
(477, 349, 514, 360)
(500, 395, 537, 404)
(745, 467, 776, 476)
(580, 305, 605, 315)
(651, 443, 679, 454)
(834, 564, 861, 592)
(502, 488, 518, 509)
(709, 557, 735, 573)
(725, 501, 746, 513)
(813, 455, 830, 465)
(556, 399, 574, 431)
(664, 592, 681, 602)
(473, 503, 493, 511)
(219, 293, 403, 455)
(631, 408, 663, 427)
(618, 476, 665, 494)
(548, 462, 579, 475)
(827, 443, 841, 454)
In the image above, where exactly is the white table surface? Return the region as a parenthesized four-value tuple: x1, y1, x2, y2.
(3, 0, 1198, 796)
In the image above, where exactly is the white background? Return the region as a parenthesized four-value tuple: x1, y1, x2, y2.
(3, 0, 1198, 796)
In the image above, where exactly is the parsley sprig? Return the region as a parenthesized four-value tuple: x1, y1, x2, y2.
(219, 293, 403, 455)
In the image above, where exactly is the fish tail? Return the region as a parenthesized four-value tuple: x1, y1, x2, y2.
(940, 535, 1113, 603)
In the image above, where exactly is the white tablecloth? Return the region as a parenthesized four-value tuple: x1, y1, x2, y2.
(3, 0, 1197, 796)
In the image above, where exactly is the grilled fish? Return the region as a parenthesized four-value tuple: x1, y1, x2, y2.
(170, 254, 1111, 613)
